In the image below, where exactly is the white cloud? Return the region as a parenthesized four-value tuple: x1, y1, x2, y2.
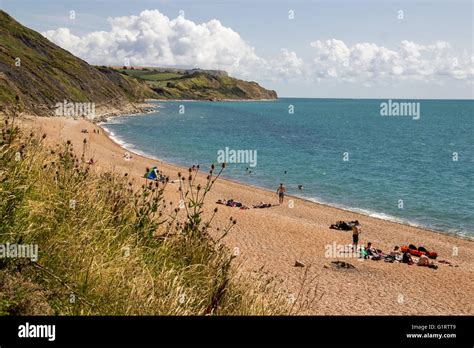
(42, 9, 472, 85)
(268, 48, 304, 79)
(43, 10, 265, 77)
(309, 39, 473, 81)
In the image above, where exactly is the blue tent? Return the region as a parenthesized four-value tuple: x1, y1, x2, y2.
(145, 166, 158, 180)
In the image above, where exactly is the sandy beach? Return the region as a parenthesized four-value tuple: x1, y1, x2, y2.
(19, 115, 474, 315)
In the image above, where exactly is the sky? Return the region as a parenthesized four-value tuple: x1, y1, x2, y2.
(2, 0, 473, 99)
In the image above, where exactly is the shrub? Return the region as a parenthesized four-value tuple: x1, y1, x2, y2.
(0, 113, 288, 315)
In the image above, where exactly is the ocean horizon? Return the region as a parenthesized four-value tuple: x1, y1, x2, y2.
(101, 98, 474, 239)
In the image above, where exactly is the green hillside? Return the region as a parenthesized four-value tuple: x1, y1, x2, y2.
(0, 10, 156, 115)
(117, 68, 278, 100)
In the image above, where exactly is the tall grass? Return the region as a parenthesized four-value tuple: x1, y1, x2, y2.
(0, 112, 289, 315)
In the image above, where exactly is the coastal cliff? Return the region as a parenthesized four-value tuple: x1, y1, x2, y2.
(0, 10, 277, 117)
(116, 67, 278, 101)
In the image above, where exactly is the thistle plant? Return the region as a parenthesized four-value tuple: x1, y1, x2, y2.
(0, 124, 289, 315)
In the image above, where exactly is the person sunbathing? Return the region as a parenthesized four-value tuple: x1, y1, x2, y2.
(385, 246, 402, 262)
(390, 246, 401, 256)
(438, 259, 458, 267)
(253, 202, 272, 208)
(226, 199, 239, 207)
(417, 254, 438, 269)
(402, 251, 414, 265)
(218, 199, 244, 208)
(330, 220, 352, 230)
(365, 242, 382, 260)
(417, 254, 430, 266)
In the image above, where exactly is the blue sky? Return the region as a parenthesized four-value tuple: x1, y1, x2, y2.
(2, 0, 473, 98)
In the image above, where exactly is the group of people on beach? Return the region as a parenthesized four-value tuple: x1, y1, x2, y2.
(217, 183, 287, 208)
(80, 128, 100, 134)
(216, 199, 273, 210)
(349, 222, 438, 269)
(215, 182, 288, 210)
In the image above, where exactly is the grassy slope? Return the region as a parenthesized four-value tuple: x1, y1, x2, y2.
(0, 115, 288, 315)
(0, 10, 156, 115)
(118, 69, 278, 100)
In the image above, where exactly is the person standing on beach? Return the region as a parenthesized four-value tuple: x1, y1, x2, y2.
(352, 220, 361, 251)
(276, 183, 286, 205)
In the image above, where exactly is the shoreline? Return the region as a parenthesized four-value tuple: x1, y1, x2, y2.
(98, 113, 472, 242)
(20, 115, 474, 315)
(145, 98, 278, 102)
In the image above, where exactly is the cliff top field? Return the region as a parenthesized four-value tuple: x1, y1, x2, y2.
(114, 67, 278, 100)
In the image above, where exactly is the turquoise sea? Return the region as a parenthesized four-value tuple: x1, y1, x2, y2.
(102, 99, 474, 239)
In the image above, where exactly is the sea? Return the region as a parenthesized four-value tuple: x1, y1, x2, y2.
(101, 98, 474, 239)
